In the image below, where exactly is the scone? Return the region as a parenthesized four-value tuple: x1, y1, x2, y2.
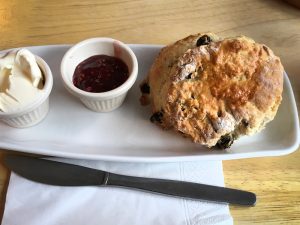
(140, 33, 284, 149)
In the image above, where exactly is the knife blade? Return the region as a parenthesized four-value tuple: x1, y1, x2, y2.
(4, 154, 256, 206)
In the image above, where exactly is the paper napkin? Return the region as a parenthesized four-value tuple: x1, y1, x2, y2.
(2, 159, 233, 225)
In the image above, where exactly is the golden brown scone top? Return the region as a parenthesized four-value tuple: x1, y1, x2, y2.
(140, 33, 220, 106)
(141, 34, 284, 148)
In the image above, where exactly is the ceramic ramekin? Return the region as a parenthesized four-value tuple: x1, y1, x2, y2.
(60, 37, 138, 112)
(0, 55, 53, 128)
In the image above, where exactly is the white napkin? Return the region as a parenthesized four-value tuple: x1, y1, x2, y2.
(2, 159, 233, 225)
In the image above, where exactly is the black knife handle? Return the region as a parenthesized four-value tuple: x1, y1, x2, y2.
(105, 172, 256, 206)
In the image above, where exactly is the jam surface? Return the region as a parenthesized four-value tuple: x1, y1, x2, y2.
(73, 55, 129, 93)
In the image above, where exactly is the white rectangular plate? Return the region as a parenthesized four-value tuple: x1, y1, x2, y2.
(0, 45, 299, 162)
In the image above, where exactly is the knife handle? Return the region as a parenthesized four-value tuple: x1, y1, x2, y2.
(105, 172, 256, 206)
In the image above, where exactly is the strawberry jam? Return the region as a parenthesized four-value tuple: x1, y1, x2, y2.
(73, 55, 129, 93)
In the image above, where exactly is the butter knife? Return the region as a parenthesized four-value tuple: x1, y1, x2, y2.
(4, 154, 256, 206)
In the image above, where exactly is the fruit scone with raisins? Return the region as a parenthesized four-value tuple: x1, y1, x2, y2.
(140, 33, 284, 149)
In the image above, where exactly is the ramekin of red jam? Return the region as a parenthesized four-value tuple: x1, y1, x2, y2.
(60, 38, 138, 112)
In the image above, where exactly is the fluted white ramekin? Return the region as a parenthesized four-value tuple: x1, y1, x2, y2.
(60, 37, 138, 112)
(0, 55, 53, 128)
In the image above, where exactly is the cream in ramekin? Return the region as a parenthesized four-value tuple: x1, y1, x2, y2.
(0, 49, 53, 128)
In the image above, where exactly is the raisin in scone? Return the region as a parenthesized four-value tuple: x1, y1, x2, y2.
(140, 34, 284, 148)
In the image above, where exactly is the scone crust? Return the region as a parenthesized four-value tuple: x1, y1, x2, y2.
(142, 34, 284, 148)
(140, 33, 220, 108)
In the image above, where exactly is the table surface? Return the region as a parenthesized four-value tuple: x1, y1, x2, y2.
(0, 0, 300, 224)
